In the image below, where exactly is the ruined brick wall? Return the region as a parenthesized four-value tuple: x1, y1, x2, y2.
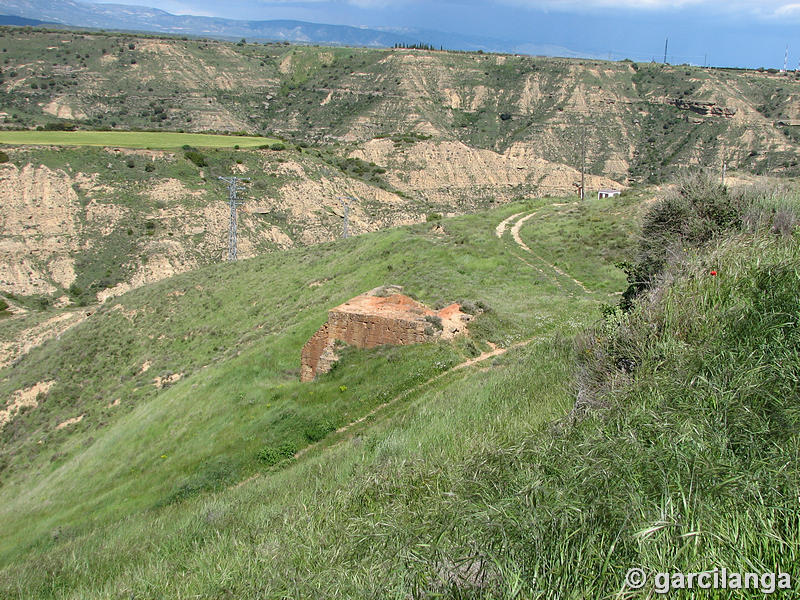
(300, 310, 430, 382)
(300, 322, 330, 382)
(300, 289, 470, 382)
(326, 309, 429, 349)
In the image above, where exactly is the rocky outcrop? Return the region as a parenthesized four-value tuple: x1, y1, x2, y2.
(300, 285, 470, 382)
(667, 98, 737, 118)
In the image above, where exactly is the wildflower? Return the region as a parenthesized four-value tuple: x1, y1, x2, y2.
(710, 270, 717, 276)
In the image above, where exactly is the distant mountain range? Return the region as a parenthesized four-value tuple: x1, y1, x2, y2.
(0, 0, 588, 57)
(0, 14, 50, 26)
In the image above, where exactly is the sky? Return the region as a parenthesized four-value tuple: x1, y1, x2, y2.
(90, 0, 800, 68)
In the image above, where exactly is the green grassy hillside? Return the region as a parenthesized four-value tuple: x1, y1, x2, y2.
(1, 24, 799, 599)
(0, 195, 632, 571)
(0, 182, 797, 598)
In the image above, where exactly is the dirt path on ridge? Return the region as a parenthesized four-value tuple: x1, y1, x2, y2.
(229, 336, 536, 491)
(504, 207, 594, 294)
(291, 338, 535, 461)
(495, 212, 525, 238)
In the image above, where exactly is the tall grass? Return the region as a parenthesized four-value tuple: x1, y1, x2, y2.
(1, 187, 797, 598)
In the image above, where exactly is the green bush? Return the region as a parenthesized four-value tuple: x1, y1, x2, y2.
(424, 314, 443, 331)
(620, 174, 742, 309)
(158, 457, 238, 506)
(302, 418, 335, 443)
(257, 442, 297, 466)
(67, 284, 88, 307)
(0, 151, 8, 163)
(42, 121, 76, 131)
(426, 213, 442, 222)
(0, 298, 9, 313)
(269, 142, 286, 151)
(184, 150, 207, 167)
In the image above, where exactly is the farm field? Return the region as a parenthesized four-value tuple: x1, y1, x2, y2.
(0, 130, 279, 149)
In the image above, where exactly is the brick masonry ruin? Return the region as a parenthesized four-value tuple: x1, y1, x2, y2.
(301, 285, 471, 382)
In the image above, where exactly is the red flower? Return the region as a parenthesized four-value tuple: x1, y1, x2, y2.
(710, 270, 717, 276)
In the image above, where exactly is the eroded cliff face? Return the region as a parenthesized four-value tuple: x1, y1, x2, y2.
(300, 286, 470, 382)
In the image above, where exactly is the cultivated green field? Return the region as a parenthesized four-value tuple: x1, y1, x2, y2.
(0, 130, 279, 149)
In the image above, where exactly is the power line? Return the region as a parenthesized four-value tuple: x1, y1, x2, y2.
(218, 176, 249, 261)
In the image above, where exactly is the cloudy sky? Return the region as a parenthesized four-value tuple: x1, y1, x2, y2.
(92, 0, 800, 68)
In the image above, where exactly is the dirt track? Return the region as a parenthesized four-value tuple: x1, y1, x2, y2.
(502, 206, 593, 294)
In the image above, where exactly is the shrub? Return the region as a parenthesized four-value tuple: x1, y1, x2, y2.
(620, 174, 742, 309)
(43, 121, 76, 131)
(771, 208, 797, 236)
(159, 457, 238, 506)
(32, 295, 50, 311)
(67, 284, 88, 306)
(459, 300, 478, 315)
(184, 150, 207, 167)
(0, 151, 8, 163)
(269, 142, 286, 151)
(144, 163, 155, 172)
(303, 418, 335, 442)
(126, 159, 135, 168)
(426, 213, 442, 222)
(0, 298, 8, 313)
(257, 442, 297, 466)
(424, 315, 443, 331)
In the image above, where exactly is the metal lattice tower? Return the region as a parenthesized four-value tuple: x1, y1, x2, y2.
(338, 195, 355, 238)
(218, 176, 249, 261)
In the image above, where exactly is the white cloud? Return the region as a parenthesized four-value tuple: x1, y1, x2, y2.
(498, 0, 800, 15)
(775, 2, 800, 15)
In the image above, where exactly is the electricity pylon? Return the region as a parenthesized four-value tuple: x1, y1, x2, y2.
(218, 176, 249, 261)
(338, 195, 355, 238)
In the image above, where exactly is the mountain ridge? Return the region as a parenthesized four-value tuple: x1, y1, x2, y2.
(0, 0, 559, 53)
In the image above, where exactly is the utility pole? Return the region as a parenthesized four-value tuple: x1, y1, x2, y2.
(580, 136, 586, 201)
(664, 38, 669, 64)
(337, 195, 354, 238)
(783, 45, 789, 72)
(218, 176, 249, 261)
(579, 124, 587, 200)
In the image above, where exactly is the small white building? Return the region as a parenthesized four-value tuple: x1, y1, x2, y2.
(598, 189, 622, 200)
